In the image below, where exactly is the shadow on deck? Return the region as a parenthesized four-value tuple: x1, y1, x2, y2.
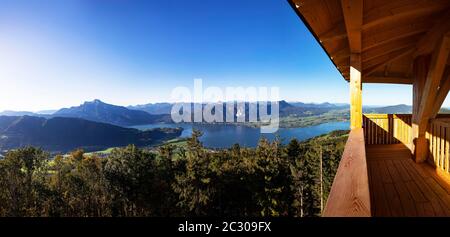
(367, 144, 450, 217)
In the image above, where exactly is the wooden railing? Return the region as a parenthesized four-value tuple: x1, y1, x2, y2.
(323, 128, 371, 217)
(325, 114, 450, 217)
(363, 114, 412, 148)
(427, 118, 450, 174)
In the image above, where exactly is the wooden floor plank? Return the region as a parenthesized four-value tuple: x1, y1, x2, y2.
(385, 160, 403, 184)
(424, 178, 450, 211)
(405, 181, 427, 203)
(416, 202, 435, 217)
(366, 144, 450, 217)
(393, 159, 412, 182)
(382, 182, 404, 216)
(409, 161, 430, 179)
(400, 159, 447, 216)
(418, 164, 450, 195)
(400, 160, 435, 199)
(369, 160, 392, 216)
(392, 182, 418, 216)
(378, 160, 393, 183)
(430, 199, 447, 217)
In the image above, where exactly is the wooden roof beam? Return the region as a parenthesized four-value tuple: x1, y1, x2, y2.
(331, 47, 350, 64)
(363, 76, 412, 84)
(334, 57, 350, 70)
(362, 36, 418, 63)
(417, 33, 450, 132)
(363, 22, 430, 51)
(363, 47, 415, 76)
(414, 9, 450, 57)
(319, 21, 347, 43)
(363, 0, 450, 30)
(292, 0, 316, 8)
(341, 0, 363, 53)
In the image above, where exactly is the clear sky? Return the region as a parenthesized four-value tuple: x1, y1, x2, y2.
(0, 0, 447, 112)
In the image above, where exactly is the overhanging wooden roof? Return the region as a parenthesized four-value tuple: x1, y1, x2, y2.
(288, 0, 450, 84)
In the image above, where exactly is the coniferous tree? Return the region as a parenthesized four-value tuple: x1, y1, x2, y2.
(0, 129, 348, 217)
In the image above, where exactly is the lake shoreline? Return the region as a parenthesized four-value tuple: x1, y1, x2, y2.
(130, 120, 350, 149)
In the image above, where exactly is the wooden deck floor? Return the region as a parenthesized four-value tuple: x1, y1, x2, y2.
(366, 144, 450, 217)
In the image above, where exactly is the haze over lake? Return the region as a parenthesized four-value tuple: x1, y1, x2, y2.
(131, 121, 350, 148)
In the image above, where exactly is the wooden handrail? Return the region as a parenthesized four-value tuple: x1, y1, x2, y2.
(363, 114, 411, 119)
(323, 128, 371, 217)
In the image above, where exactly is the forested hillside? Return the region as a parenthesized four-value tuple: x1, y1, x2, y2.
(0, 116, 182, 153)
(0, 130, 348, 217)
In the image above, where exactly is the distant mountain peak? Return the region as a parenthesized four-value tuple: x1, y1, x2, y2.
(278, 100, 293, 108)
(54, 100, 170, 126)
(85, 99, 105, 105)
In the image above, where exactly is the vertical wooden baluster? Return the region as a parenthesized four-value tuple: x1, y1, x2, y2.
(363, 116, 366, 143)
(402, 118, 405, 144)
(428, 124, 430, 161)
(385, 118, 388, 144)
(389, 116, 392, 144)
(380, 118, 383, 144)
(431, 124, 434, 162)
(372, 118, 375, 144)
(392, 116, 395, 144)
(371, 118, 374, 145)
(400, 118, 403, 144)
(409, 117, 412, 144)
(439, 123, 443, 167)
(442, 124, 450, 172)
(376, 118, 379, 144)
(394, 117, 397, 143)
(434, 123, 438, 165)
(439, 124, 445, 169)
(436, 123, 439, 167)
(438, 124, 442, 168)
(446, 125, 450, 173)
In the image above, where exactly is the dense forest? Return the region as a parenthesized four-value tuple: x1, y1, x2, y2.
(0, 130, 348, 217)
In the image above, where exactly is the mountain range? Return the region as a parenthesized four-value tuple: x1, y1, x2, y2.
(53, 99, 172, 127)
(3, 100, 448, 124)
(2, 99, 449, 153)
(130, 100, 349, 120)
(363, 104, 412, 114)
(2, 100, 449, 127)
(0, 115, 182, 153)
(128, 103, 173, 115)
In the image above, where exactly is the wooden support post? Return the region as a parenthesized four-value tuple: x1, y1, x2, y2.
(430, 69, 450, 117)
(412, 56, 429, 162)
(412, 34, 450, 163)
(350, 53, 362, 129)
(341, 0, 363, 130)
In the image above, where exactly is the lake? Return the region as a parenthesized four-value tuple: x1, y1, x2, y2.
(131, 121, 350, 148)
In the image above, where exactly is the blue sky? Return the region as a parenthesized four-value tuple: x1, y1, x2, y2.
(0, 0, 443, 111)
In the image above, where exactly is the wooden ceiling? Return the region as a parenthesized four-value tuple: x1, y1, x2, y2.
(289, 0, 450, 84)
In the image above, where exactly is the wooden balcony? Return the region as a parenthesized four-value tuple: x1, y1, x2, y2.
(324, 114, 450, 217)
(288, 0, 450, 217)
